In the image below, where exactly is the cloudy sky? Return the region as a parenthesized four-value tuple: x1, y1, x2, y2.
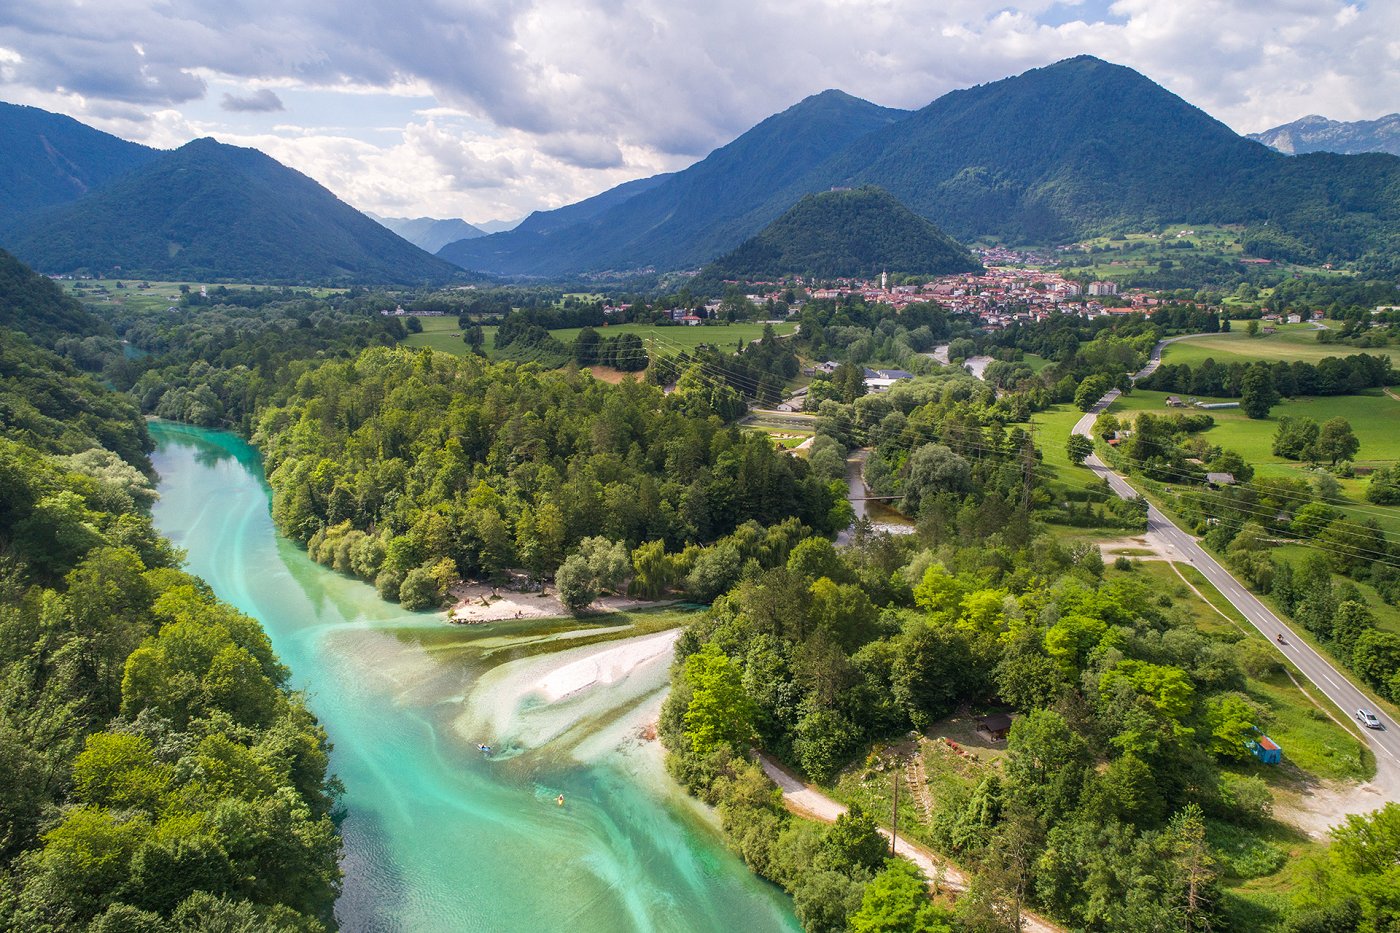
(1, 0, 1395, 225)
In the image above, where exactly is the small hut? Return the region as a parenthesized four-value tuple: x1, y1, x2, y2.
(977, 713, 1014, 742)
(1248, 735, 1282, 765)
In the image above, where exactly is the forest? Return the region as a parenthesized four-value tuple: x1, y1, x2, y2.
(0, 271, 341, 931)
(252, 347, 843, 608)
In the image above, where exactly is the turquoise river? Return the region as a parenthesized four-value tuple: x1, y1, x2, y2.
(149, 421, 800, 932)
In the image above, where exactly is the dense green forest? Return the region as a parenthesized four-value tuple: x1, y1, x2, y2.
(0, 267, 341, 930)
(253, 347, 843, 608)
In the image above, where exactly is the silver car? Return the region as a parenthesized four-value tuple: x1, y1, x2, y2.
(1356, 708, 1383, 729)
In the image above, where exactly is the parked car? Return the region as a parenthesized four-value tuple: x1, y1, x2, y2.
(1356, 708, 1383, 729)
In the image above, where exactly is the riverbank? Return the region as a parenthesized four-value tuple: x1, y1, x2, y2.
(148, 420, 802, 933)
(448, 582, 667, 623)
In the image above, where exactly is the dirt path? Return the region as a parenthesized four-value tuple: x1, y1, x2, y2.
(757, 754, 1061, 932)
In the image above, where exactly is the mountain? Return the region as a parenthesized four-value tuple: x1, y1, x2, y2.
(3, 138, 461, 284)
(438, 89, 910, 275)
(474, 218, 522, 234)
(370, 213, 485, 253)
(763, 55, 1283, 245)
(0, 101, 158, 225)
(508, 172, 673, 237)
(442, 57, 1400, 277)
(1250, 114, 1400, 157)
(752, 57, 1400, 266)
(701, 186, 979, 280)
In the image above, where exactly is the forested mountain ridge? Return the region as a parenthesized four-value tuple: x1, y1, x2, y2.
(1251, 113, 1400, 157)
(438, 89, 910, 275)
(3, 137, 462, 284)
(442, 56, 1400, 277)
(757, 55, 1400, 266)
(0, 100, 157, 226)
(699, 186, 980, 280)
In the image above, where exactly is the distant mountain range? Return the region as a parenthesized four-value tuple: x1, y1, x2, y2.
(6, 57, 1400, 285)
(369, 214, 486, 253)
(2, 138, 461, 284)
(438, 56, 1400, 277)
(1249, 114, 1400, 157)
(439, 89, 910, 275)
(700, 186, 979, 281)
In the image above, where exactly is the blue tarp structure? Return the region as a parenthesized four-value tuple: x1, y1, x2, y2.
(1248, 735, 1282, 765)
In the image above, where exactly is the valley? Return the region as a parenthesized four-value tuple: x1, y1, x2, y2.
(2, 41, 1400, 933)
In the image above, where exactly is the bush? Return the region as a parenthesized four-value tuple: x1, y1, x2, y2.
(398, 566, 441, 610)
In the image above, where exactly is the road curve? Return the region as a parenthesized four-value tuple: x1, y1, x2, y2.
(757, 754, 1061, 932)
(1071, 347, 1400, 792)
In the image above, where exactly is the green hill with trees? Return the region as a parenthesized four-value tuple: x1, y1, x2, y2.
(699, 186, 979, 280)
(3, 137, 462, 284)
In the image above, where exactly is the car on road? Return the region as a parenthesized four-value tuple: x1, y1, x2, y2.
(1356, 708, 1383, 729)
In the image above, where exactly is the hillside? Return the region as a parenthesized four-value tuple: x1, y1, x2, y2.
(1251, 113, 1400, 156)
(0, 247, 109, 345)
(0, 101, 158, 226)
(371, 213, 485, 252)
(701, 186, 979, 280)
(4, 138, 462, 284)
(443, 57, 1400, 277)
(438, 89, 910, 275)
(507, 172, 673, 237)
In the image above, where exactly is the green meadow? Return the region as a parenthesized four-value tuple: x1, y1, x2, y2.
(1162, 323, 1400, 368)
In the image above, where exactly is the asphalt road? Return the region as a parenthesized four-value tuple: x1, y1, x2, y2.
(1071, 341, 1400, 786)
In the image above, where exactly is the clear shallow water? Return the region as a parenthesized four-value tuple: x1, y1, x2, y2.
(148, 422, 799, 933)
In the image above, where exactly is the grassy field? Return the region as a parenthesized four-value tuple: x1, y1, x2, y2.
(1107, 388, 1400, 538)
(64, 279, 343, 314)
(1163, 322, 1400, 369)
(402, 315, 795, 359)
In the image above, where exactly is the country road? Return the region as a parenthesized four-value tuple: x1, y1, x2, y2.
(757, 754, 1062, 933)
(1071, 341, 1400, 802)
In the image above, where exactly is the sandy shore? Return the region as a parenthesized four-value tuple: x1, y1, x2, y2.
(447, 583, 663, 624)
(536, 630, 681, 702)
(457, 627, 680, 756)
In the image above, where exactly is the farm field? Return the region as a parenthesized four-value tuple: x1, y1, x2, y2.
(1162, 323, 1400, 368)
(402, 315, 794, 359)
(1107, 388, 1400, 537)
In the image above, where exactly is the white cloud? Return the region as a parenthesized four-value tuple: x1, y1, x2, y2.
(1, 0, 1398, 219)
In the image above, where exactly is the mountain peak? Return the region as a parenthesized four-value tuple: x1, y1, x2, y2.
(1249, 112, 1400, 156)
(4, 121, 460, 284)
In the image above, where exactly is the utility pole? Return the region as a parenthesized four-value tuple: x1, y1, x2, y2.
(891, 761, 899, 856)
